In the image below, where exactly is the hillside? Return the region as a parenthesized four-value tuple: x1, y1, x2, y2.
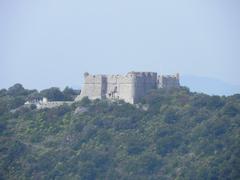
(0, 85, 240, 179)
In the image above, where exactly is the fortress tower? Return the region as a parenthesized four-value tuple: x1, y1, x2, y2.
(157, 73, 180, 88)
(75, 72, 180, 104)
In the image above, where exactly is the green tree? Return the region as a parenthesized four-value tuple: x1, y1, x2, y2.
(40, 87, 64, 101)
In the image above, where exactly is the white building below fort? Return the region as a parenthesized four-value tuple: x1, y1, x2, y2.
(25, 97, 73, 109)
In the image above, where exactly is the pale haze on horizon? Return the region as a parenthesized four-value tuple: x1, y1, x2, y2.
(0, 0, 240, 95)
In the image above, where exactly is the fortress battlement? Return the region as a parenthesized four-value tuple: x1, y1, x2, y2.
(159, 73, 179, 79)
(26, 71, 180, 109)
(76, 71, 180, 104)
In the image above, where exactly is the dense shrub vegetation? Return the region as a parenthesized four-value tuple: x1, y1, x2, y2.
(0, 84, 239, 179)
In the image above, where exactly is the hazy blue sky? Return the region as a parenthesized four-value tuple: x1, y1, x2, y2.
(1, 0, 240, 93)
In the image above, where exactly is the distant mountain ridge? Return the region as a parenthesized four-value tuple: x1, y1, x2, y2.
(181, 75, 240, 96)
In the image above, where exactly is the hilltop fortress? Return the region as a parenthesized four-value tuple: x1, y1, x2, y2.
(75, 72, 180, 104)
(22, 71, 180, 109)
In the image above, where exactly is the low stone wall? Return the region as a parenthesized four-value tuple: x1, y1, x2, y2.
(36, 101, 73, 109)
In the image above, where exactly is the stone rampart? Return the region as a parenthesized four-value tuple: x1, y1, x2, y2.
(75, 71, 180, 104)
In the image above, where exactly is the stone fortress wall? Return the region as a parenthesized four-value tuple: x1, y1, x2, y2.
(158, 73, 180, 88)
(24, 71, 180, 109)
(76, 71, 180, 104)
(76, 72, 137, 103)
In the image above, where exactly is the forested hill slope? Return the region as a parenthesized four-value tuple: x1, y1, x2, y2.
(0, 85, 240, 179)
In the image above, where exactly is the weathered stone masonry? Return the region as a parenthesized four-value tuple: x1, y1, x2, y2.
(75, 72, 180, 104)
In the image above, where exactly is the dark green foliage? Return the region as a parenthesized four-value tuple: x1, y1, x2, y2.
(0, 85, 240, 179)
(79, 96, 91, 106)
(62, 86, 79, 101)
(126, 135, 146, 155)
(0, 84, 37, 115)
(40, 87, 65, 101)
(0, 89, 7, 97)
(222, 103, 239, 117)
(156, 134, 182, 155)
(7, 83, 27, 96)
(39, 86, 79, 101)
(26, 91, 42, 101)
